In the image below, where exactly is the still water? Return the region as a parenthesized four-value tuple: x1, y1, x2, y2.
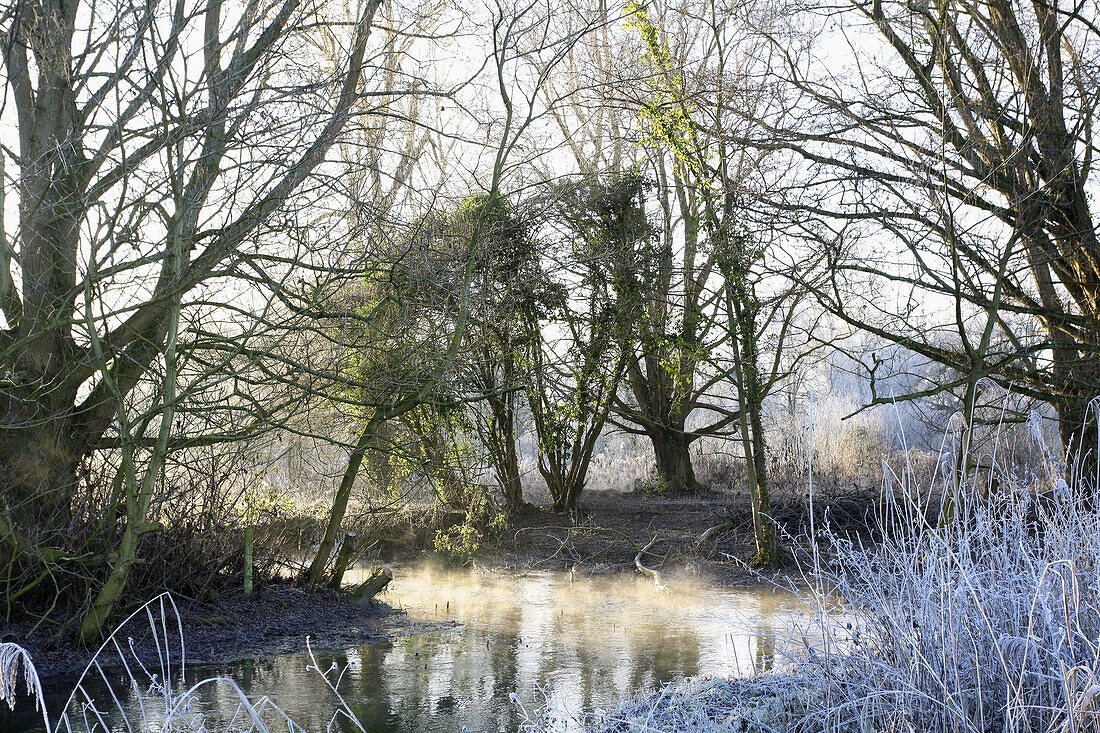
(5, 563, 806, 732)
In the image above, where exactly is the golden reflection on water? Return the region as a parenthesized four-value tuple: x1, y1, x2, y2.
(316, 561, 806, 731)
(10, 563, 809, 733)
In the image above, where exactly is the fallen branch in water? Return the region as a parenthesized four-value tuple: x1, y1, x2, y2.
(349, 566, 392, 602)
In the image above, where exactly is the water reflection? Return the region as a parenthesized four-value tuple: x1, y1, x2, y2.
(4, 563, 806, 733)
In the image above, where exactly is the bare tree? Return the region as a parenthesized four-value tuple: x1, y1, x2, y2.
(302, 0, 606, 581)
(759, 0, 1100, 491)
(0, 0, 394, 638)
(543, 5, 741, 492)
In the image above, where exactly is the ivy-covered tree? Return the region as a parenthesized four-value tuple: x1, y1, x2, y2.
(518, 176, 648, 511)
(448, 195, 549, 512)
(623, 0, 811, 565)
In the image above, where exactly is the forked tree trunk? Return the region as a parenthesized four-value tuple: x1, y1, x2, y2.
(543, 456, 587, 513)
(628, 356, 699, 493)
(550, 480, 582, 513)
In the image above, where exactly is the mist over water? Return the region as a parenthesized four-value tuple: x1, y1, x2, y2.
(10, 563, 805, 733)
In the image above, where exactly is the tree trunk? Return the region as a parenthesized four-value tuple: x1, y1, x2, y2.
(648, 427, 697, 492)
(545, 467, 584, 513)
(349, 566, 392, 602)
(485, 391, 524, 510)
(499, 443, 523, 510)
(0, 412, 83, 526)
(327, 532, 359, 590)
(1060, 396, 1100, 499)
(497, 408, 523, 510)
(725, 264, 777, 568)
(627, 352, 700, 493)
(744, 401, 775, 567)
(305, 420, 379, 586)
(1052, 339, 1100, 501)
(551, 483, 581, 513)
(306, 395, 418, 587)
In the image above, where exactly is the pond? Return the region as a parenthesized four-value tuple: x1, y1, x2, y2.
(5, 562, 809, 733)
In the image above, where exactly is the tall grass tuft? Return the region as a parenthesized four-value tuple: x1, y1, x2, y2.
(1, 642, 49, 731)
(790, 418, 1100, 732)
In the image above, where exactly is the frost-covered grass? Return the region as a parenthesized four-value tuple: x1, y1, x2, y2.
(783, 481, 1100, 732)
(531, 416, 1100, 733)
(515, 676, 816, 732)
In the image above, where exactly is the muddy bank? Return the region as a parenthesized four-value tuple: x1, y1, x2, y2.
(254, 478, 883, 587)
(471, 483, 881, 585)
(1, 584, 434, 680)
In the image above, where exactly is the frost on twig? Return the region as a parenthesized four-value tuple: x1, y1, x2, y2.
(0, 642, 50, 732)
